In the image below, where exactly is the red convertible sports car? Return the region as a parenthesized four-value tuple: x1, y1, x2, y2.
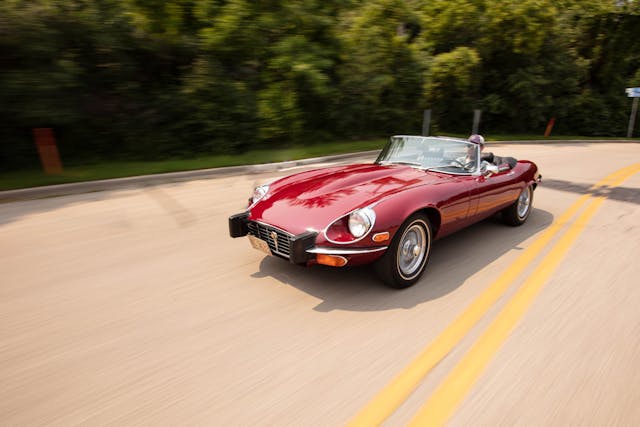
(229, 135, 541, 288)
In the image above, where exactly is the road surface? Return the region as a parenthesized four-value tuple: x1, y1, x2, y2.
(1, 142, 639, 426)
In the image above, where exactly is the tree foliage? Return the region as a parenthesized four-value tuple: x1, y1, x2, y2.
(1, 0, 639, 168)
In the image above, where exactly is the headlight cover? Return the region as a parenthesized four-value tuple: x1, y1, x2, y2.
(348, 207, 376, 238)
(250, 184, 269, 205)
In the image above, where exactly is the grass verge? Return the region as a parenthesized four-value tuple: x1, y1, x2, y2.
(1, 135, 637, 191)
(0, 138, 385, 191)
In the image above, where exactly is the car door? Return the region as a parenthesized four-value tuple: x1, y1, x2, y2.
(434, 174, 476, 237)
(468, 168, 521, 221)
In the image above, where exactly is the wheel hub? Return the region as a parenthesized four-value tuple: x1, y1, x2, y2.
(402, 240, 414, 257)
(517, 187, 531, 218)
(397, 223, 429, 278)
(401, 241, 421, 258)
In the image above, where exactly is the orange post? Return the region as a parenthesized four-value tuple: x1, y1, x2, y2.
(33, 128, 63, 174)
(544, 117, 555, 137)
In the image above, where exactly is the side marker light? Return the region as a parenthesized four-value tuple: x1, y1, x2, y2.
(372, 232, 390, 243)
(316, 254, 348, 267)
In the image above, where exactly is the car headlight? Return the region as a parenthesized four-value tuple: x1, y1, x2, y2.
(250, 184, 269, 204)
(348, 207, 376, 238)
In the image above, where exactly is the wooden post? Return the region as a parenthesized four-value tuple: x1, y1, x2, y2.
(472, 109, 482, 135)
(33, 128, 63, 174)
(544, 117, 556, 137)
(422, 109, 431, 136)
(628, 97, 638, 138)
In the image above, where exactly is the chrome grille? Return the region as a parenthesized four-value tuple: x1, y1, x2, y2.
(247, 221, 292, 258)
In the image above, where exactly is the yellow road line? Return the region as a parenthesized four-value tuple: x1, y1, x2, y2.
(408, 198, 604, 426)
(347, 164, 640, 427)
(409, 163, 640, 426)
(600, 163, 640, 188)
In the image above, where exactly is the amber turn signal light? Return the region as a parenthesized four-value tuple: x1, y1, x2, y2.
(316, 254, 348, 267)
(372, 232, 390, 243)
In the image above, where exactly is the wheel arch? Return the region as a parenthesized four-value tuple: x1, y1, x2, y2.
(414, 206, 441, 239)
(371, 189, 444, 242)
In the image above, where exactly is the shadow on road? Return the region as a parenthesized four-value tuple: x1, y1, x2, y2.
(0, 184, 198, 227)
(542, 178, 640, 205)
(252, 208, 553, 312)
(0, 191, 111, 226)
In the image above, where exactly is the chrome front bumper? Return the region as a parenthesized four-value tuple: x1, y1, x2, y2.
(306, 246, 388, 255)
(229, 212, 388, 264)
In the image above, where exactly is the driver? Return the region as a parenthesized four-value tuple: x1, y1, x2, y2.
(455, 134, 485, 171)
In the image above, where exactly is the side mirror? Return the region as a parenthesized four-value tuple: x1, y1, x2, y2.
(483, 164, 499, 176)
(483, 163, 510, 176)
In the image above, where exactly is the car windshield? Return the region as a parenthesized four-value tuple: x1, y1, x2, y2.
(375, 135, 479, 174)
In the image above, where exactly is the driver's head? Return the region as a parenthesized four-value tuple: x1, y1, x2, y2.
(468, 134, 485, 150)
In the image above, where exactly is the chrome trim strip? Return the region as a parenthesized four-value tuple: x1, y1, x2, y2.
(423, 168, 477, 176)
(377, 162, 476, 176)
(307, 246, 388, 255)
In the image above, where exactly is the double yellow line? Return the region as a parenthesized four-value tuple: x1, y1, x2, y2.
(349, 163, 640, 427)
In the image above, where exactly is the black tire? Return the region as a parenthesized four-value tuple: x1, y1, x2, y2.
(375, 214, 432, 289)
(502, 185, 534, 226)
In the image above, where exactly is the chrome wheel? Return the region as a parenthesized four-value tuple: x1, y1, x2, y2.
(376, 214, 433, 288)
(502, 184, 534, 226)
(517, 186, 532, 219)
(397, 221, 429, 280)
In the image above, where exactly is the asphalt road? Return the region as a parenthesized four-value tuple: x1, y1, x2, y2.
(2, 142, 639, 426)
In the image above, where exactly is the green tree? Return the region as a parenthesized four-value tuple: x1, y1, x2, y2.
(423, 47, 481, 131)
(2, 0, 640, 170)
(336, 0, 425, 136)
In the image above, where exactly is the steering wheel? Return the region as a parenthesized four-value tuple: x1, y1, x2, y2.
(451, 158, 476, 170)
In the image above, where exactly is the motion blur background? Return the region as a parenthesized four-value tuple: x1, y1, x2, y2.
(1, 0, 639, 171)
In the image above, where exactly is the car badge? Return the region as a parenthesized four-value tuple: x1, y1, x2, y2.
(270, 231, 279, 252)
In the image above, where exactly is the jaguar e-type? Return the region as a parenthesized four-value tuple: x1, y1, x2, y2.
(229, 136, 541, 288)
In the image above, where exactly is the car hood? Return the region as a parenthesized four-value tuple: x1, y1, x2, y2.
(250, 163, 447, 235)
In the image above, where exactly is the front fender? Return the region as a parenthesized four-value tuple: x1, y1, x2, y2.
(372, 192, 441, 241)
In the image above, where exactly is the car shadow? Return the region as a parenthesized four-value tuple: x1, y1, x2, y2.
(251, 208, 554, 312)
(541, 178, 640, 205)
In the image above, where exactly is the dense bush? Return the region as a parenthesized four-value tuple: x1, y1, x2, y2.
(1, 0, 638, 169)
